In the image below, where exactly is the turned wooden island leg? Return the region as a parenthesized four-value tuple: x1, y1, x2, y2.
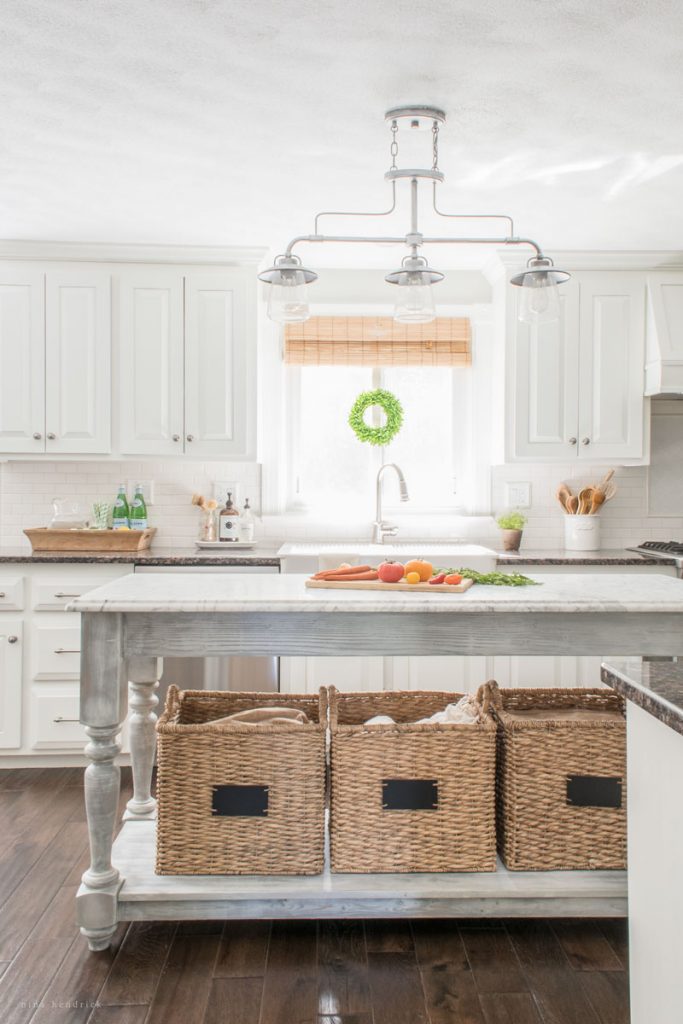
(124, 656, 162, 821)
(76, 613, 127, 951)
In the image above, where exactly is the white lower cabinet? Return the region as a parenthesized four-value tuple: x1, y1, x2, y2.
(0, 619, 23, 748)
(0, 564, 131, 764)
(280, 653, 604, 694)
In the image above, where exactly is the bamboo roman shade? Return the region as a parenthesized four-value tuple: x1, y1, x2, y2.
(284, 316, 472, 367)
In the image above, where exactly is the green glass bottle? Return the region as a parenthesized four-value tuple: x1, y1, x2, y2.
(112, 485, 130, 530)
(129, 484, 148, 530)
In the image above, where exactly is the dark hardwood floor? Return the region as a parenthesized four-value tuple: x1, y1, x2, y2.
(0, 768, 630, 1024)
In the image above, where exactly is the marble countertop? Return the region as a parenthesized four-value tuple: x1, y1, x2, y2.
(602, 657, 683, 737)
(0, 546, 282, 566)
(68, 571, 683, 614)
(496, 549, 675, 566)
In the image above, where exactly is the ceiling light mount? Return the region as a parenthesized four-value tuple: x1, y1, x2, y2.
(259, 106, 570, 324)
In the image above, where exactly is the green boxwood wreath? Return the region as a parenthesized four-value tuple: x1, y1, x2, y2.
(348, 389, 404, 446)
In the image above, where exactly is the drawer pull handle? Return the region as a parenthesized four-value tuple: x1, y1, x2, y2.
(7, 636, 18, 644)
(53, 717, 80, 723)
(0, 592, 5, 598)
(53, 592, 82, 598)
(54, 648, 81, 654)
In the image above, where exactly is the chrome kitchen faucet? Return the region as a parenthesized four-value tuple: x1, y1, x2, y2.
(373, 463, 410, 543)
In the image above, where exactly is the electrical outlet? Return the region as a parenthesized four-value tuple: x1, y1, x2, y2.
(212, 480, 241, 506)
(127, 479, 154, 504)
(505, 482, 531, 508)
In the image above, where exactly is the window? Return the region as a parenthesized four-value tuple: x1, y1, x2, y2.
(288, 364, 469, 513)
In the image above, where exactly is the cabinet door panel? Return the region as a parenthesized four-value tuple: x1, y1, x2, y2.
(0, 620, 22, 748)
(578, 273, 645, 460)
(279, 656, 383, 693)
(119, 271, 184, 455)
(184, 271, 254, 458)
(511, 281, 580, 459)
(45, 272, 111, 453)
(0, 270, 45, 453)
(33, 624, 81, 679)
(390, 656, 491, 694)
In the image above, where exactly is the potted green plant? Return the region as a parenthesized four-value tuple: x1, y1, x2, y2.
(496, 510, 527, 552)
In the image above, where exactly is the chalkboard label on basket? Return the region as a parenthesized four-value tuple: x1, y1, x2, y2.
(211, 784, 269, 817)
(382, 779, 439, 811)
(566, 775, 622, 809)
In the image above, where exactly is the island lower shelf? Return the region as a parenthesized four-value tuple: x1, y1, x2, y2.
(108, 821, 628, 921)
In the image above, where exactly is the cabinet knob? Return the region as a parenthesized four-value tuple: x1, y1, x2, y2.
(581, 437, 591, 446)
(186, 434, 194, 442)
(7, 636, 18, 644)
(47, 432, 56, 440)
(33, 432, 42, 440)
(568, 437, 577, 446)
(172, 434, 181, 442)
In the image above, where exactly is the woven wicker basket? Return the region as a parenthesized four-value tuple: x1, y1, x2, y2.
(155, 686, 327, 875)
(328, 687, 497, 873)
(483, 682, 627, 871)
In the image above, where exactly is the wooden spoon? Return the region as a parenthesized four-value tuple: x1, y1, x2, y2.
(566, 495, 579, 514)
(556, 483, 573, 512)
(590, 491, 606, 515)
(578, 486, 594, 515)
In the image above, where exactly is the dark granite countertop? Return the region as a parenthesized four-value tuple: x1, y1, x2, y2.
(0, 546, 282, 567)
(601, 658, 683, 736)
(496, 549, 675, 567)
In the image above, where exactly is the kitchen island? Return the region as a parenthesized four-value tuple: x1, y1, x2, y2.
(68, 572, 683, 952)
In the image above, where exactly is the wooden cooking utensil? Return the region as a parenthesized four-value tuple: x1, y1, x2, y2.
(602, 481, 617, 501)
(577, 486, 594, 515)
(589, 491, 606, 514)
(556, 483, 573, 512)
(598, 468, 615, 491)
(566, 495, 579, 514)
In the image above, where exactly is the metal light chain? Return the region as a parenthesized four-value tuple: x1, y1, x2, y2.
(390, 120, 399, 170)
(432, 120, 440, 171)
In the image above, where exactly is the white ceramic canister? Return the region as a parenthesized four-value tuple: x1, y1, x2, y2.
(564, 515, 600, 551)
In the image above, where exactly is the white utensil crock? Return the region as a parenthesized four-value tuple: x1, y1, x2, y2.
(564, 516, 600, 551)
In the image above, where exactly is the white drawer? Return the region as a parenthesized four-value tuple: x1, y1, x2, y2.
(33, 624, 81, 679)
(32, 688, 86, 748)
(0, 577, 24, 611)
(31, 686, 130, 752)
(33, 578, 117, 611)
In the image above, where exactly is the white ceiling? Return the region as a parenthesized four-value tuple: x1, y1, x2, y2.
(2, 0, 683, 264)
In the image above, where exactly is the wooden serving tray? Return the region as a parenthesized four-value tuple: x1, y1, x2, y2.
(24, 527, 157, 552)
(306, 577, 474, 593)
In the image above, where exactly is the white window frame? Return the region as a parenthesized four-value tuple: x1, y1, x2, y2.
(258, 302, 494, 516)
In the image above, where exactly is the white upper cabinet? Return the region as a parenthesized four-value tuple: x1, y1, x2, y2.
(510, 271, 647, 462)
(184, 271, 252, 458)
(512, 280, 580, 459)
(577, 273, 645, 460)
(45, 272, 111, 454)
(118, 270, 184, 455)
(0, 269, 45, 454)
(645, 272, 683, 395)
(119, 267, 255, 458)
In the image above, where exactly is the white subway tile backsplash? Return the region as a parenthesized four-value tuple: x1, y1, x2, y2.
(0, 460, 263, 548)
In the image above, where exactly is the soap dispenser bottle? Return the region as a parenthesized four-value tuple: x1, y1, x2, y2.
(218, 491, 240, 542)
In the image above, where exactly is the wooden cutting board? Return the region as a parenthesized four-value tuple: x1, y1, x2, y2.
(305, 577, 474, 593)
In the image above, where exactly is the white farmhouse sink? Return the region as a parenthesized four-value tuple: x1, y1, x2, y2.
(278, 543, 496, 575)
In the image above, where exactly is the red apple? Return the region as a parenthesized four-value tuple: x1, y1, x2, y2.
(377, 561, 405, 583)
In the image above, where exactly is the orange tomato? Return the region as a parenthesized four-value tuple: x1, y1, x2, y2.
(445, 573, 463, 586)
(405, 571, 421, 584)
(404, 559, 433, 582)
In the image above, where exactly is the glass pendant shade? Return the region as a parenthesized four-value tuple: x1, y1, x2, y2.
(267, 269, 310, 323)
(393, 272, 436, 323)
(516, 274, 561, 325)
(511, 257, 570, 325)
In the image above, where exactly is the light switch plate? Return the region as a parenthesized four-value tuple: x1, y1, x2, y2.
(505, 482, 531, 508)
(127, 479, 154, 505)
(213, 480, 241, 506)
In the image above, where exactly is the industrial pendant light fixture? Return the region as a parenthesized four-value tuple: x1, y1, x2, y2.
(259, 106, 569, 324)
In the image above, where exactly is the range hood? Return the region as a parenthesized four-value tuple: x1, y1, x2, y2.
(645, 273, 683, 395)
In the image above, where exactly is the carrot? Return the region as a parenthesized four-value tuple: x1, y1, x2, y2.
(312, 564, 372, 580)
(323, 570, 379, 581)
